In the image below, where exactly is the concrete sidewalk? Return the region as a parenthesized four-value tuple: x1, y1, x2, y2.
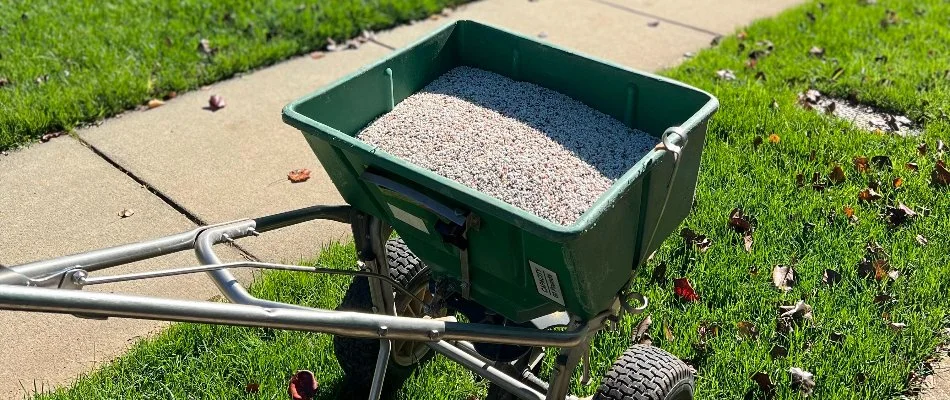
(0, 0, 802, 397)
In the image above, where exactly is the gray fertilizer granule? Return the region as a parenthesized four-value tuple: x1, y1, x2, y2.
(358, 66, 658, 226)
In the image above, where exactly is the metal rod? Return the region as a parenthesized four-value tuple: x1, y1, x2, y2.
(0, 284, 589, 347)
(253, 205, 353, 233)
(427, 340, 546, 400)
(369, 339, 391, 400)
(3, 227, 204, 285)
(76, 261, 424, 305)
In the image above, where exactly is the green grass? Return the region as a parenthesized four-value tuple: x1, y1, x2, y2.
(0, 0, 468, 151)
(34, 0, 950, 399)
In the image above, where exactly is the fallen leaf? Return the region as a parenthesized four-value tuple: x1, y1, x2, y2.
(673, 278, 700, 302)
(830, 331, 845, 343)
(696, 322, 720, 349)
(858, 188, 882, 202)
(772, 265, 796, 292)
(634, 314, 653, 345)
(743, 234, 754, 253)
(537, 31, 548, 39)
(905, 162, 919, 171)
(651, 262, 667, 284)
(843, 206, 855, 218)
(822, 269, 841, 286)
(147, 99, 164, 109)
(118, 209, 135, 218)
(680, 228, 712, 252)
(885, 203, 916, 226)
(0, 77, 9, 87)
(854, 157, 870, 173)
(892, 177, 903, 188)
(646, 20, 660, 27)
(737, 31, 748, 40)
(871, 155, 892, 169)
(916, 234, 928, 246)
(796, 173, 805, 187)
(751, 372, 776, 395)
(716, 69, 737, 80)
(198, 38, 215, 55)
(808, 46, 825, 58)
(779, 300, 813, 321)
(768, 133, 781, 143)
(40, 131, 65, 142)
(164, 91, 178, 100)
(932, 162, 950, 186)
(245, 382, 260, 393)
(309, 51, 325, 60)
(208, 94, 226, 111)
(753, 136, 764, 149)
(710, 35, 724, 46)
(287, 168, 311, 183)
(728, 208, 754, 233)
(770, 344, 788, 359)
(789, 367, 816, 395)
(737, 321, 759, 339)
(874, 294, 893, 304)
(937, 140, 947, 154)
(325, 37, 340, 52)
(288, 370, 318, 400)
(664, 321, 675, 342)
(829, 164, 846, 184)
(918, 143, 928, 156)
(888, 322, 907, 331)
(755, 71, 767, 81)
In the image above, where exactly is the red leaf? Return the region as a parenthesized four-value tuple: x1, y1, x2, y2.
(673, 278, 699, 302)
(208, 94, 226, 111)
(288, 370, 318, 400)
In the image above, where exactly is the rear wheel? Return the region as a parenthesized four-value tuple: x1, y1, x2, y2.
(593, 344, 695, 400)
(333, 238, 438, 386)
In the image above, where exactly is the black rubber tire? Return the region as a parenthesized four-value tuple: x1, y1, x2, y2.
(593, 344, 695, 400)
(333, 238, 431, 387)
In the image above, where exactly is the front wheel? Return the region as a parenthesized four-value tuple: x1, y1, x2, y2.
(593, 344, 695, 400)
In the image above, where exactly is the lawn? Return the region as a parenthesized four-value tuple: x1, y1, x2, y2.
(33, 0, 950, 399)
(0, 0, 469, 151)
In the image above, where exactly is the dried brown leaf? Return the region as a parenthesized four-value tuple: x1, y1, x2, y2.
(916, 234, 928, 246)
(892, 177, 903, 188)
(830, 331, 845, 343)
(198, 38, 215, 55)
(245, 383, 260, 393)
(753, 136, 764, 149)
(772, 265, 796, 292)
(751, 372, 776, 395)
(918, 143, 928, 156)
(743, 234, 754, 253)
(858, 188, 882, 202)
(932, 162, 950, 187)
(769, 133, 781, 143)
(634, 315, 653, 345)
(118, 209, 135, 218)
(147, 99, 164, 109)
(737, 321, 759, 339)
(871, 155, 892, 169)
(822, 269, 841, 286)
(905, 162, 919, 171)
(790, 367, 816, 395)
(808, 46, 825, 58)
(829, 164, 846, 184)
(287, 168, 311, 183)
(854, 156, 870, 173)
(770, 344, 788, 359)
(888, 322, 907, 331)
(728, 208, 754, 233)
(796, 173, 805, 187)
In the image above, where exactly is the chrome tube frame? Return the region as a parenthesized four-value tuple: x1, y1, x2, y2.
(0, 205, 607, 399)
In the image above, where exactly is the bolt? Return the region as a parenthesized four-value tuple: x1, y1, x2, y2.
(378, 326, 388, 337)
(428, 329, 441, 340)
(70, 270, 88, 286)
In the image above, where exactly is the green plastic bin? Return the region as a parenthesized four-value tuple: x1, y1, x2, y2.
(282, 20, 718, 323)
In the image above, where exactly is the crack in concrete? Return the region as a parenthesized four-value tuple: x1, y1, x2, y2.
(592, 0, 723, 37)
(74, 137, 261, 263)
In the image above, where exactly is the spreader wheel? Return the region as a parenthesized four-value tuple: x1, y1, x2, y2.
(593, 344, 695, 400)
(333, 238, 437, 387)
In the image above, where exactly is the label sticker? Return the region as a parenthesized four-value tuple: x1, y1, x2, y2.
(388, 204, 429, 234)
(529, 261, 565, 305)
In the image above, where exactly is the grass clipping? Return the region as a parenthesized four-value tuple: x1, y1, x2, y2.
(359, 67, 657, 225)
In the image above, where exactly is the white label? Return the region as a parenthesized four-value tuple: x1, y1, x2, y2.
(388, 204, 429, 234)
(529, 261, 565, 305)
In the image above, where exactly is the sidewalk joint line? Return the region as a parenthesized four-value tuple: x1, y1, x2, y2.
(370, 38, 397, 51)
(75, 138, 261, 263)
(592, 0, 723, 37)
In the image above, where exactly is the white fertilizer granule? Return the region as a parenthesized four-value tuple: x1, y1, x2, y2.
(358, 66, 658, 226)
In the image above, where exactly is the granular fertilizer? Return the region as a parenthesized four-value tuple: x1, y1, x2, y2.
(358, 66, 658, 225)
